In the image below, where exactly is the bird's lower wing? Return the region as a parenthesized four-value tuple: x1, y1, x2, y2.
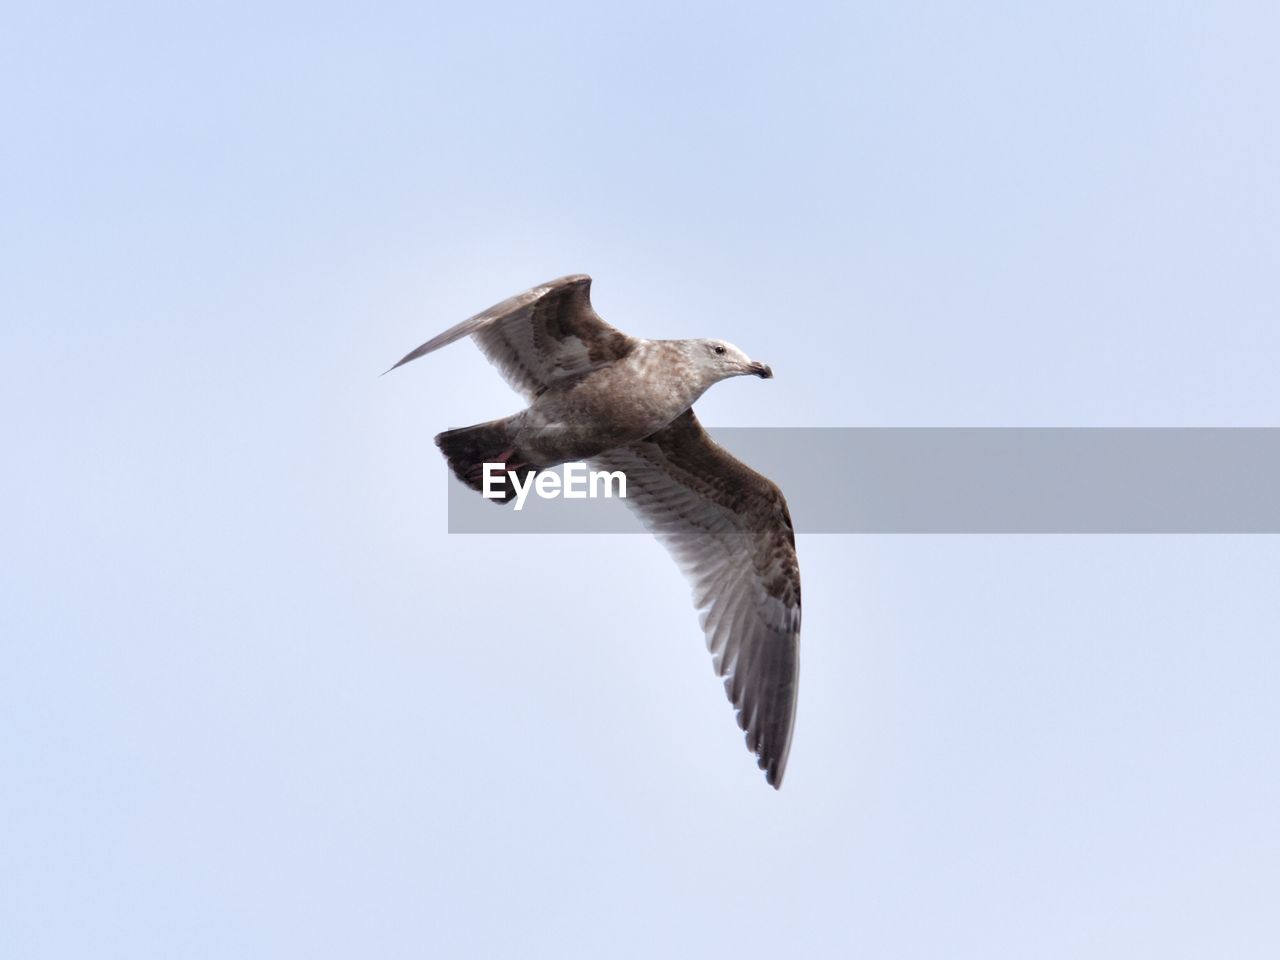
(592, 409, 802, 787)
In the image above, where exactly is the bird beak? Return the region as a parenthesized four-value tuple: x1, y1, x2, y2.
(750, 362, 774, 379)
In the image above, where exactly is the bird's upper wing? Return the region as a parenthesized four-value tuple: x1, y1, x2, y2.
(387, 274, 637, 399)
(592, 410, 802, 787)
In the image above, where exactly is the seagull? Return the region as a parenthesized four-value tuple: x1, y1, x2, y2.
(388, 275, 801, 787)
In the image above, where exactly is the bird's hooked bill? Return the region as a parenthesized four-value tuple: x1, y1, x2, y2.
(752, 362, 774, 379)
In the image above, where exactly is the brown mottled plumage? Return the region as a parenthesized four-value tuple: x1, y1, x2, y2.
(389, 275, 801, 788)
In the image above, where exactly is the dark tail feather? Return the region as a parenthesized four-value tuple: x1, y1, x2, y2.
(434, 418, 535, 504)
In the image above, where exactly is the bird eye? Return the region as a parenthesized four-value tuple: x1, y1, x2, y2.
(714, 345, 726, 355)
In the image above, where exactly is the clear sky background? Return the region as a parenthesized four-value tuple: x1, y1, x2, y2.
(4, 2, 1280, 957)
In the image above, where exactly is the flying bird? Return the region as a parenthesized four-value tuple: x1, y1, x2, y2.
(388, 275, 801, 787)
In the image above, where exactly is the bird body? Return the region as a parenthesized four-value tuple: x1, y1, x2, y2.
(389, 275, 801, 787)
(511, 338, 771, 466)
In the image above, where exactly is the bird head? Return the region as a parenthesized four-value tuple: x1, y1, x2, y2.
(690, 339, 773, 384)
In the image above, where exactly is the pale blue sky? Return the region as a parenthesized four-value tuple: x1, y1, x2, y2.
(3, 2, 1279, 957)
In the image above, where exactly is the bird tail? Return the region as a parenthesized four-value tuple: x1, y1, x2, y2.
(434, 417, 534, 504)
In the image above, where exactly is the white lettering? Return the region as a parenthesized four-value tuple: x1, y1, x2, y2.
(562, 462, 588, 498)
(509, 470, 535, 511)
(487, 463, 627, 511)
(592, 469, 627, 499)
(481, 462, 506, 500)
(535, 471, 561, 500)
